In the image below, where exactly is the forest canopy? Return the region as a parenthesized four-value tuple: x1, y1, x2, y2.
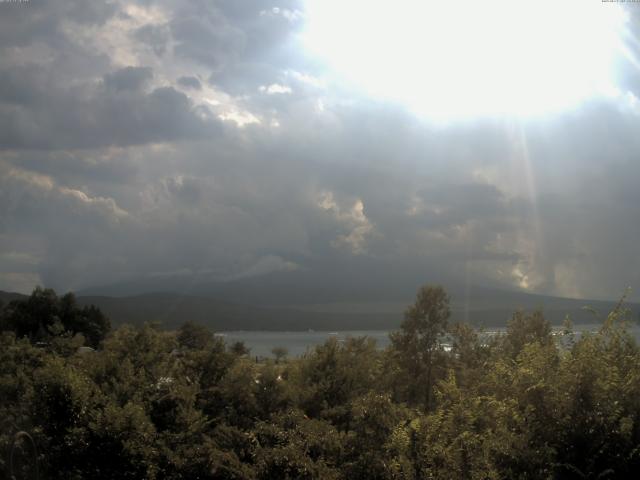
(1, 285, 640, 479)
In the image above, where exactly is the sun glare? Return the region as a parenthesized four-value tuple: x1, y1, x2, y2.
(303, 0, 628, 120)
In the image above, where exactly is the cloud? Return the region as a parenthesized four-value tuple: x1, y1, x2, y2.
(317, 191, 374, 255)
(0, 64, 223, 149)
(171, 12, 245, 68)
(232, 255, 299, 280)
(259, 83, 292, 95)
(0, 0, 117, 48)
(0, 0, 639, 303)
(177, 75, 202, 90)
(1, 164, 129, 225)
(0, 162, 133, 290)
(104, 66, 153, 92)
(133, 22, 171, 56)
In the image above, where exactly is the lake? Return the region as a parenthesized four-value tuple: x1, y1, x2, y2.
(218, 330, 392, 358)
(218, 323, 640, 358)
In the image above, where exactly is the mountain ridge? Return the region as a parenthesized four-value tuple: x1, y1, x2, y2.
(3, 284, 638, 331)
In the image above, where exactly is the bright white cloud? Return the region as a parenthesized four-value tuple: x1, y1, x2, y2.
(303, 0, 628, 120)
(318, 191, 374, 254)
(259, 83, 293, 94)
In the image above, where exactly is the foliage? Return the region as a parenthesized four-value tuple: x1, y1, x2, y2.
(178, 320, 214, 351)
(389, 285, 451, 409)
(271, 346, 288, 363)
(0, 287, 110, 348)
(1, 285, 640, 479)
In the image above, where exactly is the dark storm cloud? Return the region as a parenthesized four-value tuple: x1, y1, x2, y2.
(177, 76, 202, 90)
(104, 66, 153, 92)
(513, 101, 640, 297)
(170, 12, 245, 68)
(170, 0, 304, 61)
(209, 62, 283, 95)
(4, 149, 138, 187)
(133, 23, 171, 56)
(0, 0, 117, 47)
(165, 0, 306, 93)
(0, 64, 49, 106)
(0, 64, 222, 149)
(1, 0, 640, 301)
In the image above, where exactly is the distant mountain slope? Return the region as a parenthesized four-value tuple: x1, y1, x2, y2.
(76, 293, 400, 331)
(79, 261, 638, 306)
(76, 262, 640, 329)
(76, 258, 477, 303)
(0, 290, 27, 304)
(3, 287, 638, 331)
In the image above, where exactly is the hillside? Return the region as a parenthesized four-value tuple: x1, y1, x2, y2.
(3, 287, 638, 331)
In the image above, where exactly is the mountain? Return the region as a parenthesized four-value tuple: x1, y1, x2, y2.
(75, 293, 399, 331)
(0, 289, 397, 330)
(4, 266, 638, 330)
(0, 290, 28, 304)
(76, 260, 640, 329)
(77, 257, 450, 303)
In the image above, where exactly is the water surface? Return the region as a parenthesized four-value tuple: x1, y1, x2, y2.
(219, 324, 640, 358)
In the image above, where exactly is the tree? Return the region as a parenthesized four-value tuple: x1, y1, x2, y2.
(253, 410, 344, 480)
(0, 288, 110, 348)
(271, 346, 288, 364)
(502, 309, 552, 358)
(75, 304, 111, 348)
(2, 287, 59, 341)
(448, 322, 488, 390)
(294, 336, 381, 428)
(230, 341, 250, 357)
(177, 320, 214, 350)
(344, 392, 410, 479)
(255, 364, 290, 419)
(389, 284, 450, 409)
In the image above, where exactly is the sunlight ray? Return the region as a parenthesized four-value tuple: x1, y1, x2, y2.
(506, 120, 542, 291)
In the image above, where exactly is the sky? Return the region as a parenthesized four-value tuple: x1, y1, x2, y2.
(1, 0, 640, 301)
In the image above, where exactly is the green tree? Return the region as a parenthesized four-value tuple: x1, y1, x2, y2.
(177, 320, 214, 351)
(549, 306, 640, 479)
(294, 336, 381, 429)
(2, 287, 59, 342)
(218, 361, 260, 429)
(389, 284, 450, 409)
(254, 410, 344, 480)
(1, 288, 110, 348)
(255, 363, 290, 420)
(271, 346, 288, 364)
(448, 322, 489, 391)
(230, 341, 250, 357)
(344, 392, 410, 479)
(501, 309, 552, 358)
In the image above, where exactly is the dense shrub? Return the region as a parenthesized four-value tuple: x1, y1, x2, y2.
(1, 285, 640, 479)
